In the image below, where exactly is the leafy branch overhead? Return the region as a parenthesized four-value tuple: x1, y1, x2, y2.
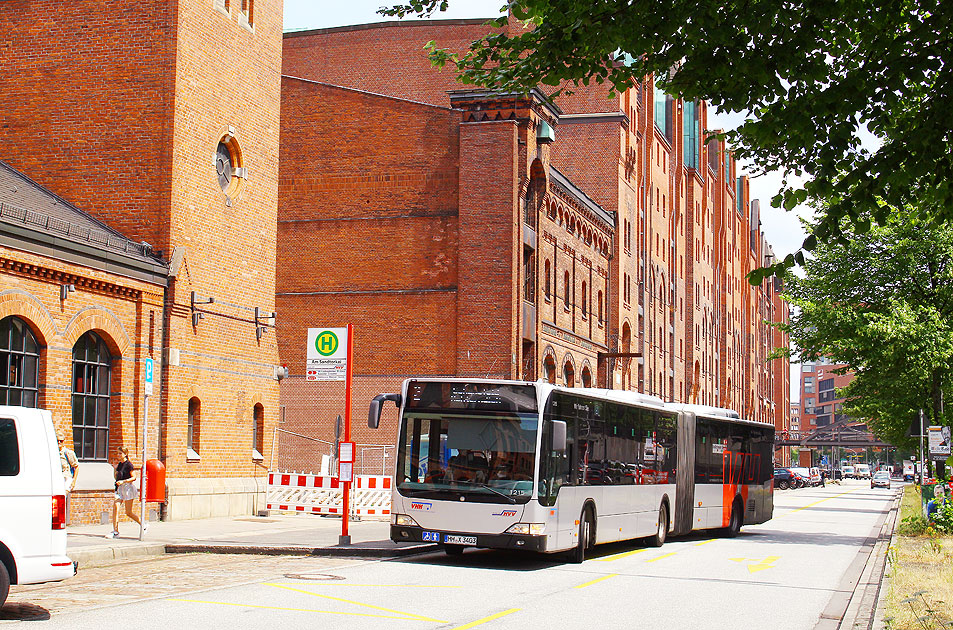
(384, 0, 953, 280)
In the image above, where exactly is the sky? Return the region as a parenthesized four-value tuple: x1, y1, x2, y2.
(283, 0, 811, 401)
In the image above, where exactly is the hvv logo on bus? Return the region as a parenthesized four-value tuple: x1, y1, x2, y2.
(410, 501, 432, 511)
(492, 510, 518, 517)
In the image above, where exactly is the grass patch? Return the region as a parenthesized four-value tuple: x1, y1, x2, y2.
(885, 485, 953, 629)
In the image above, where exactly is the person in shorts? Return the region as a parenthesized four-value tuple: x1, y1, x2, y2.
(107, 446, 146, 538)
(58, 431, 78, 524)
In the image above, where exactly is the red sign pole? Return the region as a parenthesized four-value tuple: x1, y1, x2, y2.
(340, 323, 354, 544)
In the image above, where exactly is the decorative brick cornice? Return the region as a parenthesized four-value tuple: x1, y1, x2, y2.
(0, 256, 144, 300)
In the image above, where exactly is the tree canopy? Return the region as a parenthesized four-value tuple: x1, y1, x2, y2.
(385, 1, 953, 279)
(778, 209, 953, 447)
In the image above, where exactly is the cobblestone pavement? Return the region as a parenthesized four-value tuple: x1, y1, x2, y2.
(1, 553, 371, 622)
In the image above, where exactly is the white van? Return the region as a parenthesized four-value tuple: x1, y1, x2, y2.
(0, 407, 75, 607)
(854, 464, 871, 479)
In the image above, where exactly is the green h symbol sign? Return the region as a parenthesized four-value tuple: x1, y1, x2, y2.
(316, 331, 339, 356)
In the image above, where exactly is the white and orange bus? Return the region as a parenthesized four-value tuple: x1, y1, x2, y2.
(369, 378, 774, 561)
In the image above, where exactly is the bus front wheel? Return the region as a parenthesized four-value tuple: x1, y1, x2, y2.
(569, 510, 592, 564)
(647, 503, 668, 547)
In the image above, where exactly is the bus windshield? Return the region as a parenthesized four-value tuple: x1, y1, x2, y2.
(395, 411, 539, 504)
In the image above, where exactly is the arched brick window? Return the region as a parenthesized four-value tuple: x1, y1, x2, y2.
(72, 331, 111, 461)
(188, 397, 201, 460)
(252, 403, 264, 461)
(0, 316, 40, 407)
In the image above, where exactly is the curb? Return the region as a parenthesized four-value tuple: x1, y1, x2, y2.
(164, 542, 438, 558)
(69, 543, 168, 569)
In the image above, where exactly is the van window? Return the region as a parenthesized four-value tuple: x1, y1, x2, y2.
(0, 417, 19, 476)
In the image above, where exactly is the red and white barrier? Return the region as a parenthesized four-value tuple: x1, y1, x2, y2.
(266, 472, 392, 516)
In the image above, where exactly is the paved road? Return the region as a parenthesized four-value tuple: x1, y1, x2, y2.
(2, 480, 898, 629)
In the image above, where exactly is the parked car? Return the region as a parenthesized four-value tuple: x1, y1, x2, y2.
(871, 471, 891, 489)
(0, 406, 75, 607)
(774, 468, 800, 490)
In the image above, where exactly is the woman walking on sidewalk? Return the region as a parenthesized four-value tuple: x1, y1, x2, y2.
(107, 446, 146, 538)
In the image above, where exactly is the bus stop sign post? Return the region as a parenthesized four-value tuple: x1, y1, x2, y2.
(340, 324, 354, 546)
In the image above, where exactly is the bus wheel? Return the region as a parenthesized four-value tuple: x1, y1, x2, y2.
(647, 503, 668, 547)
(725, 500, 743, 538)
(444, 544, 465, 557)
(569, 510, 592, 564)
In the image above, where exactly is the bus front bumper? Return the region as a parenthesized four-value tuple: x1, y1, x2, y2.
(390, 525, 548, 552)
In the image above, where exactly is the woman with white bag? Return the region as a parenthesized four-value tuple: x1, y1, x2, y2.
(107, 446, 147, 538)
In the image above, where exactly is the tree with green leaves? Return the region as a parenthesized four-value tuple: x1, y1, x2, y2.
(777, 209, 953, 449)
(385, 1, 953, 278)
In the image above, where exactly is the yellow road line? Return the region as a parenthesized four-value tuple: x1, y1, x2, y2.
(781, 487, 861, 516)
(595, 548, 647, 562)
(451, 608, 521, 630)
(168, 598, 420, 620)
(265, 582, 445, 623)
(574, 574, 618, 589)
(694, 539, 715, 546)
(645, 552, 677, 563)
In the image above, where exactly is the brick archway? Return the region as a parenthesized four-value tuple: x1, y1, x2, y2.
(63, 306, 132, 357)
(0, 290, 58, 346)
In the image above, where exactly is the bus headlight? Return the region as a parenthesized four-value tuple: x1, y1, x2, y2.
(505, 523, 545, 536)
(393, 514, 419, 527)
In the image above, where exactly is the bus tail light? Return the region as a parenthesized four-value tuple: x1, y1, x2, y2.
(393, 514, 419, 527)
(52, 494, 66, 530)
(505, 523, 545, 536)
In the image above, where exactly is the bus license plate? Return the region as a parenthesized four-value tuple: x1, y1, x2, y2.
(444, 535, 477, 546)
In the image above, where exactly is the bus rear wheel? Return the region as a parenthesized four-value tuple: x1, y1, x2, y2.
(569, 509, 592, 564)
(647, 503, 668, 547)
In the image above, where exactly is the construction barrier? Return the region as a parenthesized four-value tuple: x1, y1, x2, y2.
(265, 472, 392, 517)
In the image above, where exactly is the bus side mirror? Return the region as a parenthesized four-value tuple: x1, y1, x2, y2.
(552, 420, 567, 452)
(368, 393, 402, 429)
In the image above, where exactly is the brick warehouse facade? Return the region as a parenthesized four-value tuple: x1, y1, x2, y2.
(0, 0, 283, 522)
(278, 20, 790, 471)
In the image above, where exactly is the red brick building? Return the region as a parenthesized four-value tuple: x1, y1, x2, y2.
(277, 20, 790, 467)
(0, 0, 283, 523)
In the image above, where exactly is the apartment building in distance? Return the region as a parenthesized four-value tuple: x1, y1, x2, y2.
(799, 359, 854, 432)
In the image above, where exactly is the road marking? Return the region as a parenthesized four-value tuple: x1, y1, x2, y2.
(574, 574, 618, 589)
(451, 608, 521, 629)
(781, 487, 861, 516)
(747, 556, 781, 573)
(265, 582, 445, 622)
(645, 552, 677, 563)
(694, 539, 715, 546)
(730, 556, 781, 573)
(168, 599, 420, 620)
(595, 548, 647, 562)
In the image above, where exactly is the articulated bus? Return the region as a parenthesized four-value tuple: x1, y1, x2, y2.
(368, 378, 774, 561)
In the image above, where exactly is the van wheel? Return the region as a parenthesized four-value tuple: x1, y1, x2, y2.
(647, 503, 668, 547)
(724, 500, 743, 538)
(0, 560, 9, 609)
(569, 509, 592, 564)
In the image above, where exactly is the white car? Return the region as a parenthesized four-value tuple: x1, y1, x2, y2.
(0, 407, 75, 607)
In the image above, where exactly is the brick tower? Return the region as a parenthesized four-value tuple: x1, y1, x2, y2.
(0, 0, 283, 519)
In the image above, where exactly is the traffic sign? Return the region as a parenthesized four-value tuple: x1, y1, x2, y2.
(144, 357, 154, 396)
(306, 328, 348, 381)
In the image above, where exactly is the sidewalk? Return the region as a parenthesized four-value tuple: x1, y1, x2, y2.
(66, 513, 435, 568)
